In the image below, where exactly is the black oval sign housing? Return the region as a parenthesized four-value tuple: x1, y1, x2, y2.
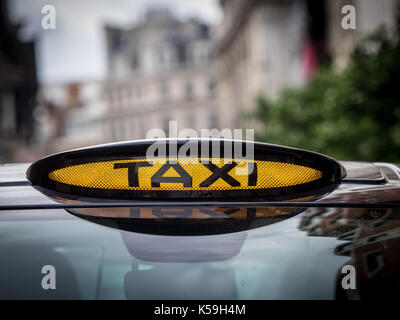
(26, 139, 345, 201)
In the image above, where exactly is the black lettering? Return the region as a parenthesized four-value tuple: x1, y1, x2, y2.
(248, 162, 257, 186)
(114, 161, 153, 187)
(151, 162, 192, 187)
(200, 162, 240, 187)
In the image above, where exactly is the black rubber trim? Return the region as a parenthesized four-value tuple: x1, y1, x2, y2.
(0, 181, 31, 187)
(1, 201, 400, 211)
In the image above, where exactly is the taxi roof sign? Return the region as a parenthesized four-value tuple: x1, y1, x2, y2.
(26, 139, 345, 200)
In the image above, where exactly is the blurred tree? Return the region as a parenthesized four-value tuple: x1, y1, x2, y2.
(254, 18, 400, 161)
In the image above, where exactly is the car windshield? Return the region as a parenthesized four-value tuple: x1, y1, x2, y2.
(2, 204, 396, 300)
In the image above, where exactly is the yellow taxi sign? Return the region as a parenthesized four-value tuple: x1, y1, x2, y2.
(48, 158, 322, 191)
(27, 139, 344, 200)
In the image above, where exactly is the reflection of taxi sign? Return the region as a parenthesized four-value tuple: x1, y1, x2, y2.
(27, 139, 345, 200)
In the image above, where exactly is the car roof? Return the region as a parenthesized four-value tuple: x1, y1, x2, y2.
(1, 161, 400, 210)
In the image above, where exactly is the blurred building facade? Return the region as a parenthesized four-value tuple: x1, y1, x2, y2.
(102, 9, 218, 141)
(327, 0, 400, 69)
(0, 0, 38, 162)
(213, 0, 400, 129)
(4, 1, 399, 160)
(214, 0, 310, 129)
(35, 81, 105, 153)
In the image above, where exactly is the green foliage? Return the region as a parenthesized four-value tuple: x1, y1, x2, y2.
(254, 22, 400, 161)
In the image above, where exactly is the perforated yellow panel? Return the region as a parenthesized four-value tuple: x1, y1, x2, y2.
(48, 158, 322, 191)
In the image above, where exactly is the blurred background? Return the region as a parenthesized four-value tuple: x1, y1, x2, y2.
(0, 0, 399, 163)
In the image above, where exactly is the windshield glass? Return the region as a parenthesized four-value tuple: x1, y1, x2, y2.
(0, 207, 358, 299)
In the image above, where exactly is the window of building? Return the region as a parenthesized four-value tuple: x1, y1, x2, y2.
(110, 32, 122, 52)
(131, 52, 139, 70)
(160, 82, 169, 103)
(186, 45, 194, 66)
(107, 90, 112, 104)
(110, 122, 117, 142)
(210, 112, 219, 129)
(119, 122, 126, 141)
(208, 81, 217, 98)
(158, 48, 166, 69)
(186, 113, 195, 129)
(0, 92, 16, 133)
(177, 44, 187, 67)
(185, 82, 194, 100)
(163, 117, 170, 135)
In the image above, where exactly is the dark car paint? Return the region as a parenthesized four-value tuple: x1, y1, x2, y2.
(0, 161, 399, 299)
